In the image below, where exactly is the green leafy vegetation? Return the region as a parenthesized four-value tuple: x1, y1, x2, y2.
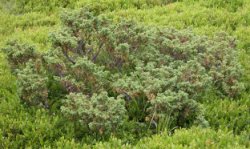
(43, 127, 249, 148)
(0, 0, 249, 148)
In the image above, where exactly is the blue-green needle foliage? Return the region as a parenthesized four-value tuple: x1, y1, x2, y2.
(2, 8, 244, 139)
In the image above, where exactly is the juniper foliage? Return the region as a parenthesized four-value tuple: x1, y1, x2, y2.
(2, 8, 244, 137)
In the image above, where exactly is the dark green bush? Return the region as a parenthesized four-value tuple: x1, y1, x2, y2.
(2, 40, 38, 70)
(16, 60, 49, 107)
(2, 8, 244, 140)
(61, 91, 126, 136)
(0, 0, 249, 148)
(2, 40, 50, 107)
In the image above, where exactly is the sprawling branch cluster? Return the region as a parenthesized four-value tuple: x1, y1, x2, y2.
(2, 8, 244, 136)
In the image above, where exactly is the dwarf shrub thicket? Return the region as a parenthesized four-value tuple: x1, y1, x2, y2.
(204, 94, 250, 135)
(1, 0, 179, 14)
(2, 8, 244, 138)
(75, 0, 179, 14)
(43, 127, 249, 148)
(0, 0, 76, 13)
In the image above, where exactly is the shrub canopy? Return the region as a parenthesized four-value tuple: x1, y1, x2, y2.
(2, 8, 244, 137)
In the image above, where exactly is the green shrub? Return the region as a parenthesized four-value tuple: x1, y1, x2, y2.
(46, 9, 212, 131)
(61, 91, 126, 136)
(0, 45, 74, 149)
(2, 8, 244, 140)
(16, 60, 49, 107)
(148, 90, 207, 129)
(0, 0, 249, 148)
(1, 40, 38, 70)
(0, 0, 250, 148)
(2, 40, 50, 107)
